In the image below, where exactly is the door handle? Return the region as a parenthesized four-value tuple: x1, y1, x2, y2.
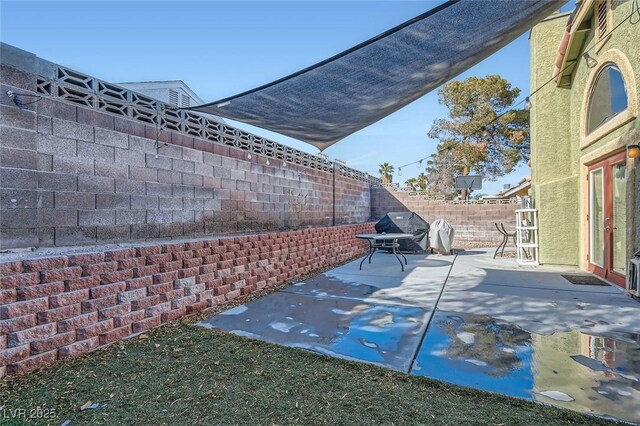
(604, 217, 611, 232)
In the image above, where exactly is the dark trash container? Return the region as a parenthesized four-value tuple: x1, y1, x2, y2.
(374, 212, 429, 253)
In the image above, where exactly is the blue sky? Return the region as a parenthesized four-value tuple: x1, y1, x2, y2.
(0, 1, 572, 195)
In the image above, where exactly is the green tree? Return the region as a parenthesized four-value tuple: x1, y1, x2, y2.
(424, 151, 459, 199)
(378, 162, 395, 184)
(428, 75, 529, 198)
(415, 172, 428, 191)
(404, 177, 418, 190)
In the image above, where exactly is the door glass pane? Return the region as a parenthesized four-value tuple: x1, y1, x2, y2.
(590, 169, 604, 267)
(612, 163, 627, 275)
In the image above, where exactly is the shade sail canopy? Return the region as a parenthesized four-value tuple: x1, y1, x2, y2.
(190, 0, 564, 151)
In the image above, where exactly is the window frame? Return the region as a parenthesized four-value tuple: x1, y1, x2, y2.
(580, 49, 637, 149)
(586, 64, 628, 135)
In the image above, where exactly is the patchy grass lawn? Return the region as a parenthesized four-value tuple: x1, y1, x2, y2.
(0, 316, 616, 426)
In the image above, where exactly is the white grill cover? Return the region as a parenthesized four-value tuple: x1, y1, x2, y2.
(429, 219, 455, 254)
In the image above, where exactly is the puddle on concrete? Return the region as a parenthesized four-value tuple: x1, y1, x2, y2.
(412, 311, 640, 423)
(197, 291, 430, 372)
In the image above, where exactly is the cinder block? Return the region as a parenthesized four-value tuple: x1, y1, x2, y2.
(168, 186, 192, 199)
(146, 210, 172, 224)
(95, 127, 128, 149)
(54, 192, 95, 209)
(38, 209, 77, 227)
(116, 210, 146, 225)
(37, 154, 52, 171)
(183, 198, 204, 211)
(97, 225, 130, 243)
(158, 197, 182, 211)
(194, 162, 213, 176)
(129, 166, 157, 182)
(36, 98, 76, 122)
(52, 155, 94, 175)
(128, 135, 155, 153)
(130, 223, 159, 239)
(157, 169, 182, 185)
(172, 159, 195, 174)
(36, 133, 76, 156)
(203, 198, 221, 211)
(77, 140, 115, 161)
(1, 147, 37, 171)
(0, 126, 36, 150)
(172, 210, 194, 223)
(95, 161, 128, 179)
(130, 195, 158, 210)
(54, 226, 97, 246)
(78, 210, 115, 226)
(0, 189, 35, 209)
(159, 143, 182, 159)
(77, 107, 114, 129)
(79, 175, 114, 193)
(159, 223, 183, 238)
(0, 105, 35, 130)
(213, 167, 231, 179)
(111, 116, 144, 137)
(183, 148, 203, 163)
(37, 171, 77, 192)
(115, 178, 145, 195)
(203, 152, 222, 166)
(115, 147, 145, 167)
(230, 169, 245, 181)
(1, 167, 37, 189)
(194, 187, 214, 199)
(145, 154, 172, 170)
(145, 182, 172, 197)
(182, 173, 203, 187)
(0, 208, 37, 227)
(220, 178, 235, 190)
(96, 193, 130, 209)
(52, 118, 93, 142)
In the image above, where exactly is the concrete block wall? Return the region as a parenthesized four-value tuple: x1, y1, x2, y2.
(0, 62, 371, 249)
(0, 223, 374, 378)
(371, 186, 519, 246)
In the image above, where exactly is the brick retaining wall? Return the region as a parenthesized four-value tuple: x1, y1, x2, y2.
(371, 186, 520, 246)
(0, 223, 374, 379)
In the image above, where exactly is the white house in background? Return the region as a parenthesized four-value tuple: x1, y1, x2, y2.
(118, 80, 225, 123)
(482, 176, 532, 201)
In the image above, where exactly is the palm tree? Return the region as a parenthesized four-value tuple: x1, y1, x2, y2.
(405, 178, 418, 190)
(378, 163, 394, 183)
(416, 172, 429, 191)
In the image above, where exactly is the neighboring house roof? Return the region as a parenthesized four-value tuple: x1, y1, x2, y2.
(118, 80, 205, 105)
(119, 80, 226, 123)
(487, 176, 531, 199)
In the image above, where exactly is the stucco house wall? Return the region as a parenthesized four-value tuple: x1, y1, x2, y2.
(530, 0, 639, 275)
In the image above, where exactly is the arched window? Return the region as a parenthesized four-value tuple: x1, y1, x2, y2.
(586, 64, 628, 134)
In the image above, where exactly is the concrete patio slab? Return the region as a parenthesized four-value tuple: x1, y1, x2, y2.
(440, 250, 640, 335)
(198, 252, 454, 372)
(198, 291, 431, 372)
(198, 248, 640, 423)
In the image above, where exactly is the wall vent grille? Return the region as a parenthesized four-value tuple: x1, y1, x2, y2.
(169, 89, 179, 106)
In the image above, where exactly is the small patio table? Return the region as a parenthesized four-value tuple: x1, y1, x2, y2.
(355, 233, 414, 272)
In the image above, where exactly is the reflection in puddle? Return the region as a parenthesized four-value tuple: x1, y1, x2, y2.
(412, 311, 640, 423)
(197, 291, 429, 372)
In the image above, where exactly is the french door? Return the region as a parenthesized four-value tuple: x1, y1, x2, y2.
(587, 151, 627, 287)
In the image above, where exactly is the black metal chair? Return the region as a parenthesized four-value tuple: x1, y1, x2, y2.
(493, 223, 516, 259)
